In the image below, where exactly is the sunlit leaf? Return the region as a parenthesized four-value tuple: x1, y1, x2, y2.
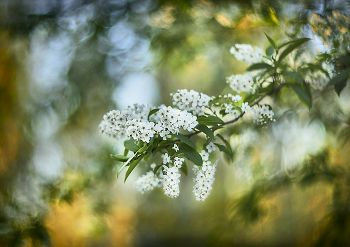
(124, 139, 139, 153)
(110, 154, 129, 162)
(197, 115, 225, 126)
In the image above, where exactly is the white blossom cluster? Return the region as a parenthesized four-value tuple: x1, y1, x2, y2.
(224, 103, 240, 118)
(155, 105, 198, 136)
(162, 156, 184, 198)
(251, 104, 275, 124)
(192, 144, 217, 201)
(100, 104, 198, 143)
(99, 104, 152, 139)
(230, 44, 264, 64)
(226, 73, 254, 93)
(193, 157, 218, 201)
(172, 89, 212, 115)
(133, 170, 163, 194)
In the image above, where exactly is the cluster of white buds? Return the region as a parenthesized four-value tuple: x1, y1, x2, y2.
(99, 104, 153, 139)
(133, 169, 163, 194)
(251, 104, 275, 124)
(224, 103, 240, 118)
(192, 144, 217, 201)
(172, 89, 212, 116)
(100, 104, 198, 143)
(226, 73, 254, 93)
(230, 44, 264, 64)
(155, 106, 198, 136)
(162, 156, 185, 198)
(193, 146, 218, 201)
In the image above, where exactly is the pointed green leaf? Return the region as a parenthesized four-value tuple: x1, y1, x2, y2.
(246, 63, 273, 71)
(180, 162, 188, 175)
(266, 46, 274, 57)
(328, 69, 350, 85)
(264, 32, 276, 48)
(124, 139, 139, 153)
(285, 71, 304, 85)
(278, 38, 311, 64)
(110, 154, 129, 162)
(197, 115, 225, 126)
(334, 77, 348, 96)
(327, 69, 350, 96)
(277, 37, 311, 49)
(117, 153, 137, 178)
(174, 134, 196, 150)
(179, 143, 203, 166)
(195, 124, 215, 139)
(148, 108, 159, 120)
(214, 143, 226, 153)
(216, 134, 234, 161)
(290, 84, 312, 109)
(124, 156, 143, 183)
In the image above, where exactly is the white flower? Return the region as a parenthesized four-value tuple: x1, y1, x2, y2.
(163, 153, 171, 164)
(200, 150, 209, 161)
(163, 166, 181, 198)
(241, 102, 251, 113)
(232, 95, 242, 102)
(172, 144, 179, 152)
(230, 44, 265, 64)
(206, 142, 216, 153)
(134, 171, 163, 194)
(193, 160, 218, 201)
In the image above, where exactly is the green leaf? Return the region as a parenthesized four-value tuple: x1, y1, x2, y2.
(174, 134, 196, 150)
(180, 162, 188, 175)
(277, 37, 311, 49)
(290, 84, 312, 109)
(264, 32, 276, 48)
(214, 143, 226, 153)
(266, 46, 274, 57)
(334, 77, 348, 96)
(195, 124, 215, 139)
(117, 153, 136, 178)
(216, 134, 234, 161)
(148, 108, 159, 120)
(110, 154, 129, 162)
(328, 69, 350, 96)
(246, 63, 273, 71)
(328, 69, 350, 85)
(124, 156, 143, 183)
(137, 141, 153, 154)
(278, 38, 311, 64)
(179, 143, 203, 166)
(285, 71, 304, 85)
(124, 139, 139, 153)
(336, 55, 350, 64)
(197, 115, 225, 126)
